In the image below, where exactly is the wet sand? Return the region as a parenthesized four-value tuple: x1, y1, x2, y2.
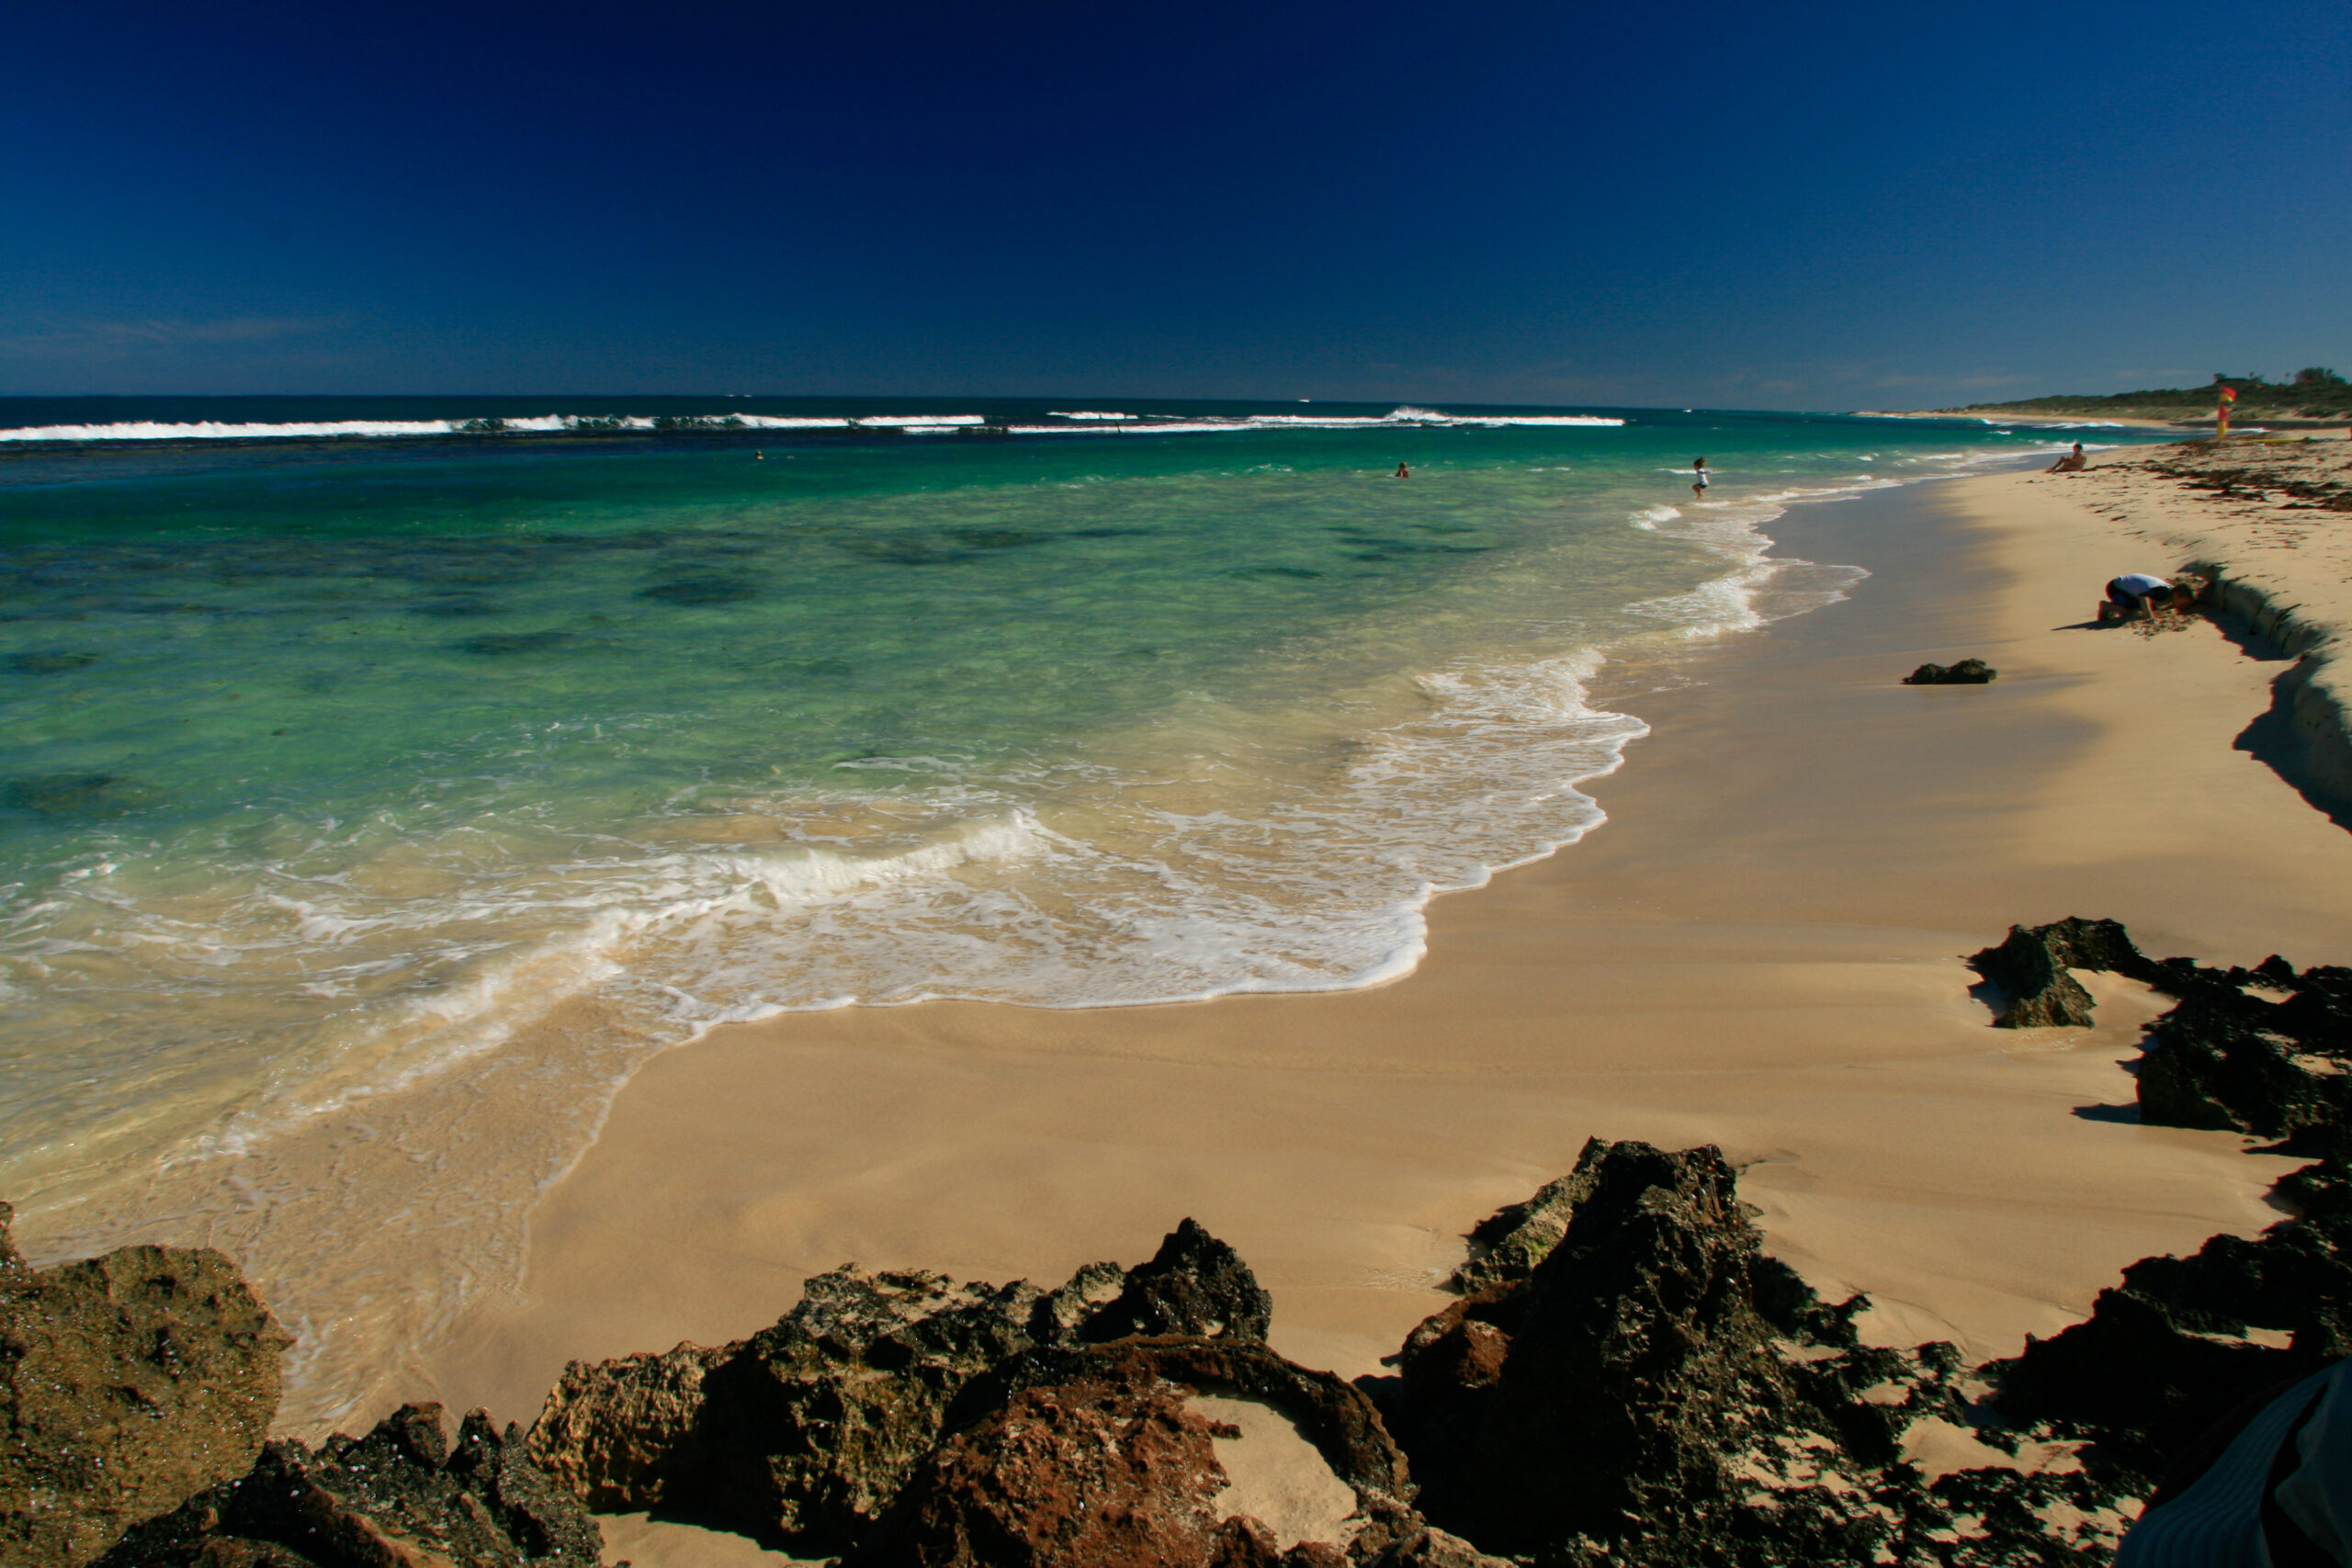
(421, 448, 2352, 1560)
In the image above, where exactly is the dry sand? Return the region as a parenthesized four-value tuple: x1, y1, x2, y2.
(420, 441, 2352, 1563)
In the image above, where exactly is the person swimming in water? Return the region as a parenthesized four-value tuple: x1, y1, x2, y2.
(1691, 457, 1710, 500)
(1396, 461, 1410, 479)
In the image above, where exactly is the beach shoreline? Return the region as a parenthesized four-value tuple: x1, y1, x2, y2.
(1853, 409, 2189, 429)
(413, 437, 2352, 1545)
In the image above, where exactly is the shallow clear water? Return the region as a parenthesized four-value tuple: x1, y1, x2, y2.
(0, 397, 2143, 1420)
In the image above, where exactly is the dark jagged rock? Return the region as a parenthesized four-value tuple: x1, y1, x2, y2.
(1373, 1143, 2147, 1565)
(1445, 1141, 1802, 1552)
(1448, 1145, 1607, 1293)
(2133, 953, 2352, 1137)
(1955, 926, 2352, 1492)
(1961, 916, 2351, 1134)
(1903, 658, 1997, 684)
(1748, 1251, 1866, 1351)
(530, 1267, 1045, 1554)
(97, 1402, 600, 1568)
(1990, 1162, 2352, 1481)
(1967, 916, 2159, 1028)
(844, 1337, 1412, 1568)
(528, 1220, 1273, 1555)
(1373, 1283, 1522, 1514)
(1076, 1219, 1274, 1345)
(0, 1201, 291, 1568)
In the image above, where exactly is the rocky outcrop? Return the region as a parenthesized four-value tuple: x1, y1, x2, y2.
(2133, 952, 2352, 1137)
(1995, 1057, 2352, 1486)
(0, 1202, 291, 1568)
(1990, 1211, 2351, 1483)
(1419, 1142, 1807, 1551)
(1967, 915, 2160, 1028)
(1953, 923, 2352, 1487)
(527, 1219, 1273, 1556)
(1963, 915, 2352, 1133)
(1074, 1220, 1274, 1346)
(530, 1266, 1037, 1551)
(98, 1403, 601, 1567)
(1902, 658, 1997, 684)
(1359, 1527, 1513, 1568)
(1372, 1140, 2149, 1565)
(1447, 1146, 1606, 1293)
(845, 1337, 1413, 1568)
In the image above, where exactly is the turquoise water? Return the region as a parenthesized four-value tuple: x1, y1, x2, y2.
(0, 397, 2143, 1420)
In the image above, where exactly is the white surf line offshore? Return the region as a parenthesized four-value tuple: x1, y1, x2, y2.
(0, 407, 1628, 442)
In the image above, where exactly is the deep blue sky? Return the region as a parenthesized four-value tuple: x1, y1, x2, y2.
(5, 2, 2346, 408)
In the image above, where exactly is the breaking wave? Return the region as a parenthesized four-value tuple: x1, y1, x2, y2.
(0, 405, 1626, 444)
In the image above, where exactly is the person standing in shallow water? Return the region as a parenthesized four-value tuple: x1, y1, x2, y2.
(1691, 457, 1710, 500)
(1396, 460, 1410, 479)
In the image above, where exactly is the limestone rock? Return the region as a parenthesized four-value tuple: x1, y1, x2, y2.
(1361, 1525, 1514, 1568)
(2133, 953, 2352, 1137)
(527, 1220, 1274, 1555)
(1372, 1144, 2035, 1565)
(96, 1402, 600, 1568)
(532, 1266, 1042, 1554)
(1991, 1152, 2352, 1480)
(1073, 1219, 1273, 1346)
(1447, 1143, 1607, 1292)
(0, 1202, 291, 1568)
(1967, 916, 2158, 1028)
(1902, 658, 1997, 684)
(1448, 1142, 1796, 1552)
(844, 1337, 1412, 1568)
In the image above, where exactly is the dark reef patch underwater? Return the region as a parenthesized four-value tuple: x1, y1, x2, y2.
(6, 917, 2345, 1567)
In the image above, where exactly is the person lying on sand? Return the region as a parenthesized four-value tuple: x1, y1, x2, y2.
(2046, 443, 2087, 473)
(2099, 572, 2176, 624)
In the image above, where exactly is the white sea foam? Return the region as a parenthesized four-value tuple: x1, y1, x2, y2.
(187, 814, 1054, 1157)
(0, 404, 1629, 443)
(1458, 414, 1626, 426)
(0, 419, 476, 441)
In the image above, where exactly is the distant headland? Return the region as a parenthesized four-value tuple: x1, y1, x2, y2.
(1931, 367, 2351, 425)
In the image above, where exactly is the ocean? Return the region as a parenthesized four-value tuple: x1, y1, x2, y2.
(0, 395, 2147, 1422)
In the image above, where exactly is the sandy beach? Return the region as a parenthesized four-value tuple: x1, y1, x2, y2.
(417, 440, 2352, 1562)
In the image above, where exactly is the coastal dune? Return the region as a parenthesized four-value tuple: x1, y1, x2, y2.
(422, 444, 2352, 1557)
